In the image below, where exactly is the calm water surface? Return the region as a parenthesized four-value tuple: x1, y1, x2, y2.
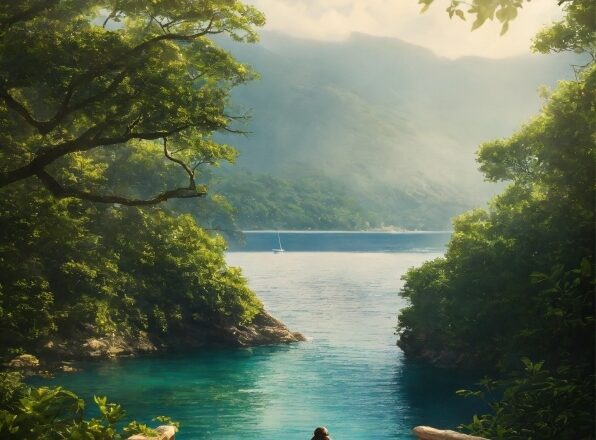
(34, 233, 481, 439)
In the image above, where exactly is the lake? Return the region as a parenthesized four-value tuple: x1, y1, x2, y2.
(33, 232, 482, 439)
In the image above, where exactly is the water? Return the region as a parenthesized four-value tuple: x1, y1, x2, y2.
(228, 231, 451, 252)
(32, 233, 482, 439)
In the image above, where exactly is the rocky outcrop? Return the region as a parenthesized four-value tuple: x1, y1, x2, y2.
(397, 332, 477, 368)
(7, 354, 40, 368)
(34, 310, 303, 365)
(39, 330, 158, 362)
(128, 425, 177, 440)
(216, 311, 306, 346)
(149, 310, 305, 350)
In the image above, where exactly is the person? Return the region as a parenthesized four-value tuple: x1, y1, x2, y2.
(311, 426, 331, 440)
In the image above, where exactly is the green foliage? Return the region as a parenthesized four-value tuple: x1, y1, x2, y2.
(419, 0, 527, 34)
(0, 0, 263, 205)
(206, 170, 376, 230)
(419, 0, 596, 41)
(397, 44, 594, 440)
(0, 372, 176, 440)
(398, 63, 595, 364)
(533, 0, 595, 57)
(0, 150, 263, 357)
(458, 359, 594, 439)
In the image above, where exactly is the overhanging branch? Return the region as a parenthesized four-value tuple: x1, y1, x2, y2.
(163, 137, 195, 186)
(0, 124, 192, 188)
(35, 169, 206, 206)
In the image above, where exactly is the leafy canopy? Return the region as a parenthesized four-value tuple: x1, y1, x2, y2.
(0, 0, 264, 205)
(400, 1, 595, 438)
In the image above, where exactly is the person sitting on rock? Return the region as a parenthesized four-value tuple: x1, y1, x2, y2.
(311, 426, 331, 440)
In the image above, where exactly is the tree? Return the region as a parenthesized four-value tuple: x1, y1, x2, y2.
(0, 148, 264, 357)
(399, 1, 595, 437)
(399, 3, 595, 364)
(0, 0, 264, 205)
(418, 0, 595, 40)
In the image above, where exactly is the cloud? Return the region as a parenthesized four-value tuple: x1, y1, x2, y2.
(248, 0, 562, 58)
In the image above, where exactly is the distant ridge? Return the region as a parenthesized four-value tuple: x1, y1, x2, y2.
(214, 32, 579, 229)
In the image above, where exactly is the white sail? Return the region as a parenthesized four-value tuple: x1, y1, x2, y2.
(272, 232, 285, 253)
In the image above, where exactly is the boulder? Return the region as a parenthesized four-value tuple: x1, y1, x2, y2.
(8, 354, 40, 368)
(128, 425, 176, 440)
(222, 311, 306, 346)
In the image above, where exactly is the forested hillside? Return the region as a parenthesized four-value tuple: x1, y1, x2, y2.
(208, 170, 374, 230)
(211, 32, 581, 229)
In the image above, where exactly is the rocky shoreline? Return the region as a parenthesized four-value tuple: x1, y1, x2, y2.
(397, 331, 479, 368)
(5, 311, 304, 374)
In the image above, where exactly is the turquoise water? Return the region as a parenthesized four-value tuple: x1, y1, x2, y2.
(33, 234, 482, 439)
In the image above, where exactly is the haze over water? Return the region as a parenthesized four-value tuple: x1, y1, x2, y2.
(34, 233, 481, 439)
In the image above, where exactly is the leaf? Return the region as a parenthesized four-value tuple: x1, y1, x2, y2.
(418, 0, 433, 13)
(500, 21, 509, 36)
(471, 17, 487, 31)
(580, 258, 592, 277)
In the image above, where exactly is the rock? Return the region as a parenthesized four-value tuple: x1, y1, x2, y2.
(77, 334, 156, 359)
(136, 331, 157, 352)
(413, 426, 488, 440)
(128, 425, 176, 440)
(81, 323, 96, 332)
(59, 362, 79, 372)
(31, 312, 302, 364)
(218, 311, 305, 346)
(397, 332, 476, 368)
(8, 354, 40, 368)
(84, 338, 106, 351)
(61, 365, 78, 372)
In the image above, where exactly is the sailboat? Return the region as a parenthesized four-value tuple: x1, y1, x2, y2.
(272, 232, 285, 253)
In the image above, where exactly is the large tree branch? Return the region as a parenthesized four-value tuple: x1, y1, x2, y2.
(82, 15, 220, 82)
(0, 124, 192, 188)
(1, 17, 217, 135)
(0, 11, 231, 206)
(163, 137, 196, 186)
(128, 16, 219, 56)
(41, 71, 129, 135)
(1, 71, 128, 135)
(0, 88, 46, 131)
(35, 169, 206, 206)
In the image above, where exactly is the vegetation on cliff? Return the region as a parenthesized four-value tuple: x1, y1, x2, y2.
(0, 0, 300, 436)
(398, 1, 595, 438)
(0, 0, 279, 361)
(0, 169, 263, 359)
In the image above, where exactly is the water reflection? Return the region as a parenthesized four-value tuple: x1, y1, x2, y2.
(393, 358, 487, 430)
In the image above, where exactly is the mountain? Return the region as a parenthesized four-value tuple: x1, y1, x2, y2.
(213, 32, 579, 229)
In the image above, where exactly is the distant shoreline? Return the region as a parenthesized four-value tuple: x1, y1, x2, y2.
(241, 230, 453, 234)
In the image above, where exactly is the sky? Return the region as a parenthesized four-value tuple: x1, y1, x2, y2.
(247, 0, 563, 59)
